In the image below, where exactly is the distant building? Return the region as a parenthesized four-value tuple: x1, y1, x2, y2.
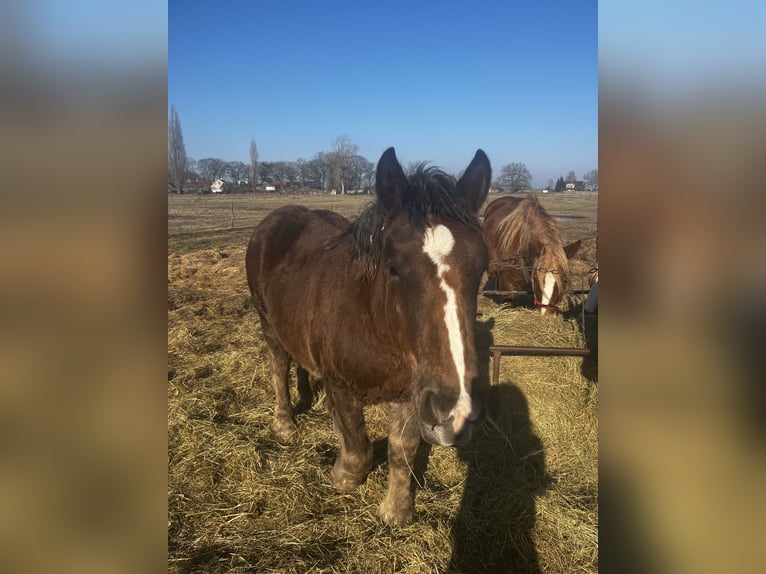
(565, 181, 586, 191)
(211, 179, 225, 194)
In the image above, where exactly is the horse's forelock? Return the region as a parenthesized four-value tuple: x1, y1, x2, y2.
(537, 243, 569, 288)
(343, 167, 481, 279)
(404, 165, 481, 230)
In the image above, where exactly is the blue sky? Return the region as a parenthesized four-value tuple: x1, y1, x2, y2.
(16, 0, 166, 67)
(600, 0, 766, 96)
(169, 0, 597, 187)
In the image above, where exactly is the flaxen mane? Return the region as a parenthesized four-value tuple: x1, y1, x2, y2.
(333, 165, 483, 279)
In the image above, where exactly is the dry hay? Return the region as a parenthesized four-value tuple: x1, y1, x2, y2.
(168, 245, 598, 573)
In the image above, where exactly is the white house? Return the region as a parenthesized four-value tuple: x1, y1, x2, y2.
(211, 179, 225, 194)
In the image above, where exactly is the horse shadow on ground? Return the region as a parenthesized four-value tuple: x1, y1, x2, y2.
(446, 382, 549, 574)
(445, 316, 550, 574)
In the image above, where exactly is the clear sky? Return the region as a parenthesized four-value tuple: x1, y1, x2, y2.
(600, 0, 766, 98)
(169, 0, 597, 187)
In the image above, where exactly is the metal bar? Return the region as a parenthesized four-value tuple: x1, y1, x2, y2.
(480, 289, 591, 296)
(489, 345, 593, 385)
(490, 345, 591, 356)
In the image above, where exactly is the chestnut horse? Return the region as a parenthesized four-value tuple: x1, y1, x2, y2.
(246, 148, 491, 525)
(483, 196, 581, 315)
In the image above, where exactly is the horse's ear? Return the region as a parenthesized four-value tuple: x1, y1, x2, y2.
(375, 147, 408, 214)
(456, 150, 491, 213)
(564, 239, 582, 259)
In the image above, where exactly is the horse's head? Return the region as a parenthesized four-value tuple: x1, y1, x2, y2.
(372, 147, 490, 447)
(529, 239, 581, 315)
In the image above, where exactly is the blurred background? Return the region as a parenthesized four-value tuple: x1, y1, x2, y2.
(0, 0, 764, 572)
(0, 1, 166, 573)
(600, 1, 766, 572)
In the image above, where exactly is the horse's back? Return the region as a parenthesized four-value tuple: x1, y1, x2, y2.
(313, 208, 350, 231)
(246, 205, 349, 304)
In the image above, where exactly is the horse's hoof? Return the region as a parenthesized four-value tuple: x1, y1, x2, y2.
(378, 498, 413, 526)
(273, 418, 296, 440)
(331, 465, 366, 492)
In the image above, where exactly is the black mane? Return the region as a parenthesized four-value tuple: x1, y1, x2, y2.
(333, 165, 482, 279)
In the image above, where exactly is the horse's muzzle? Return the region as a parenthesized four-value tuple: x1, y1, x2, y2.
(420, 417, 478, 447)
(416, 384, 485, 447)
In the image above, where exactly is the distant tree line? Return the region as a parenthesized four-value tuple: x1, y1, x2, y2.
(168, 110, 375, 195)
(182, 152, 376, 194)
(497, 164, 598, 193)
(544, 169, 598, 193)
(169, 106, 597, 194)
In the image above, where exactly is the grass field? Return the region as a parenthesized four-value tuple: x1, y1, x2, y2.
(168, 191, 598, 573)
(168, 191, 597, 259)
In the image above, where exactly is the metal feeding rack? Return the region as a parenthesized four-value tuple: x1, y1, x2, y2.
(483, 262, 598, 385)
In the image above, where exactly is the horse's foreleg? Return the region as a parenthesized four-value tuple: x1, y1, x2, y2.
(326, 385, 372, 491)
(379, 400, 421, 526)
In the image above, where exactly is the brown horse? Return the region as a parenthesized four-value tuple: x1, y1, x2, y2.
(483, 196, 581, 315)
(246, 147, 491, 525)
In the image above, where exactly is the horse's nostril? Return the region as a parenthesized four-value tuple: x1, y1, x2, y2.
(423, 389, 445, 417)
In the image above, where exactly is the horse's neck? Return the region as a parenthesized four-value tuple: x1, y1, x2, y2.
(362, 269, 405, 350)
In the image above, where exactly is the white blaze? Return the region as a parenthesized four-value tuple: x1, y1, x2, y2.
(422, 225, 473, 426)
(541, 272, 556, 311)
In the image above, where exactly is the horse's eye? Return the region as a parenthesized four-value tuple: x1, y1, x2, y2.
(388, 264, 400, 278)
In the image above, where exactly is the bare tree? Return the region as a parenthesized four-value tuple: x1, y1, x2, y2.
(185, 158, 199, 180)
(307, 152, 330, 191)
(227, 161, 249, 189)
(198, 158, 227, 182)
(359, 156, 376, 191)
(583, 169, 598, 190)
(168, 105, 187, 194)
(285, 162, 300, 186)
(328, 135, 359, 194)
(259, 162, 275, 189)
(249, 138, 258, 192)
(566, 170, 577, 183)
(499, 162, 533, 192)
(270, 161, 300, 191)
(348, 155, 374, 192)
(295, 158, 307, 187)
